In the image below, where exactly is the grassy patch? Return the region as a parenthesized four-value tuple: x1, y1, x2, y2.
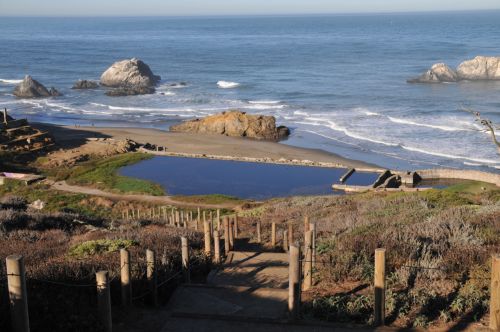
(445, 181, 498, 194)
(0, 182, 115, 218)
(172, 194, 245, 205)
(47, 153, 164, 196)
(69, 239, 138, 257)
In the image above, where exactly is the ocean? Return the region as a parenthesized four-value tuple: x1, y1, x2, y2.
(0, 12, 499, 171)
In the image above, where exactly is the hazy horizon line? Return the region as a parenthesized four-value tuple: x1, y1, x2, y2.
(1, 8, 499, 18)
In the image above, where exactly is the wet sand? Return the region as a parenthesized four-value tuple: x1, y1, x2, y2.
(34, 123, 378, 169)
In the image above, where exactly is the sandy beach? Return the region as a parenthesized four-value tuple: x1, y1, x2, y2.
(34, 123, 377, 169)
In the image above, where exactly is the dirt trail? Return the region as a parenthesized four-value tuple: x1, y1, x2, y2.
(50, 181, 242, 209)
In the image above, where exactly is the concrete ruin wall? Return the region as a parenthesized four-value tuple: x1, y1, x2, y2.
(417, 169, 500, 187)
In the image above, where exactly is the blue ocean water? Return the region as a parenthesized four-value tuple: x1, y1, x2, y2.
(0, 12, 499, 171)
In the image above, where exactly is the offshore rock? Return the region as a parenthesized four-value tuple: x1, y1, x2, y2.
(13, 75, 61, 98)
(100, 58, 161, 88)
(456, 56, 500, 80)
(170, 110, 290, 141)
(407, 63, 458, 83)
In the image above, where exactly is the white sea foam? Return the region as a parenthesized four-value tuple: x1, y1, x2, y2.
(248, 100, 281, 104)
(400, 145, 499, 164)
(243, 104, 286, 110)
(156, 91, 176, 96)
(364, 111, 380, 116)
(0, 78, 22, 84)
(387, 116, 469, 132)
(217, 81, 240, 89)
(295, 118, 399, 147)
(463, 162, 483, 167)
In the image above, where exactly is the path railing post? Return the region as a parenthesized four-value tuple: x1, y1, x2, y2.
(310, 223, 316, 269)
(288, 224, 293, 247)
(223, 217, 230, 255)
(204, 220, 212, 256)
(120, 249, 132, 306)
(146, 249, 158, 306)
(490, 254, 500, 330)
(374, 248, 386, 326)
(234, 215, 239, 239)
(288, 245, 300, 320)
(181, 237, 190, 283)
(283, 229, 289, 252)
(304, 216, 310, 233)
(229, 219, 234, 250)
(271, 222, 276, 247)
(6, 255, 30, 332)
(256, 220, 262, 244)
(213, 231, 221, 264)
(303, 230, 313, 291)
(96, 271, 112, 332)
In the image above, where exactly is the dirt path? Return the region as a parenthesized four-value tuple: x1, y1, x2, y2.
(50, 181, 242, 209)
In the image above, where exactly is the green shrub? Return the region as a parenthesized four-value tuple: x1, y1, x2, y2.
(69, 239, 138, 257)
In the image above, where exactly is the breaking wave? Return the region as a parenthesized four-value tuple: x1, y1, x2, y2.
(217, 81, 240, 89)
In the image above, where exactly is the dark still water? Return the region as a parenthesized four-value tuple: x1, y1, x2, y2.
(119, 156, 379, 199)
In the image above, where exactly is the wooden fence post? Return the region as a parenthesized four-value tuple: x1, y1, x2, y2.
(271, 222, 276, 247)
(204, 220, 212, 255)
(310, 223, 316, 269)
(374, 248, 386, 326)
(120, 249, 132, 306)
(304, 216, 309, 233)
(288, 223, 294, 247)
(234, 215, 239, 239)
(256, 220, 262, 244)
(213, 230, 221, 264)
(229, 219, 234, 250)
(224, 217, 230, 255)
(303, 230, 313, 291)
(283, 229, 289, 252)
(96, 271, 112, 332)
(490, 254, 500, 330)
(288, 245, 300, 320)
(6, 255, 30, 332)
(146, 249, 158, 306)
(181, 237, 190, 283)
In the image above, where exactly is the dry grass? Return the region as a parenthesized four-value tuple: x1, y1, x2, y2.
(237, 186, 500, 329)
(0, 201, 208, 332)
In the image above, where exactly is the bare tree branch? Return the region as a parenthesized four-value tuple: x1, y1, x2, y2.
(462, 107, 500, 150)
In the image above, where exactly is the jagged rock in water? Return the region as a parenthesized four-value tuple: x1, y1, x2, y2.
(105, 86, 155, 96)
(407, 63, 458, 83)
(170, 110, 290, 141)
(13, 75, 61, 98)
(72, 80, 99, 89)
(457, 56, 500, 80)
(100, 58, 161, 89)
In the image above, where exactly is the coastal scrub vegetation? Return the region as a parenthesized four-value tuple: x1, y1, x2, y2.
(238, 181, 500, 329)
(42, 153, 165, 196)
(0, 198, 210, 331)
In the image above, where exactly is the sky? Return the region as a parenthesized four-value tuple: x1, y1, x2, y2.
(1, 0, 500, 16)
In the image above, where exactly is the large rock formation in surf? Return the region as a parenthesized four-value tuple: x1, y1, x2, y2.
(13, 75, 61, 98)
(100, 58, 160, 89)
(170, 110, 290, 141)
(407, 63, 457, 83)
(408, 56, 500, 83)
(456, 56, 500, 80)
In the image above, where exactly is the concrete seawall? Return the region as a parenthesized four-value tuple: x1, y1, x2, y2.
(417, 169, 500, 187)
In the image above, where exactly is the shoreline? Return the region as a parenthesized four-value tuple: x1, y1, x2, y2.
(34, 123, 381, 170)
